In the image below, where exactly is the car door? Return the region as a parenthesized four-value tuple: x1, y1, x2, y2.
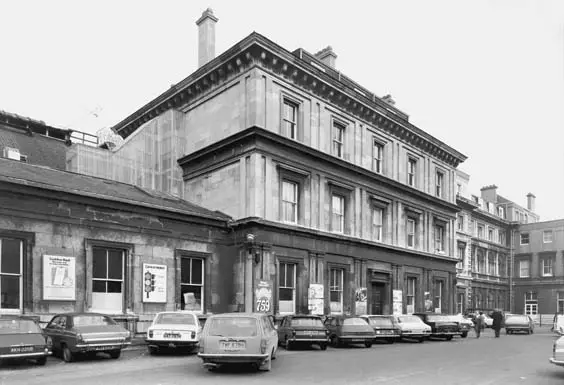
(261, 315, 277, 355)
(44, 316, 63, 351)
(278, 317, 287, 342)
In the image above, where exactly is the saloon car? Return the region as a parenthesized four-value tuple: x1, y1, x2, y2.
(360, 315, 400, 343)
(504, 314, 534, 335)
(550, 335, 564, 367)
(0, 316, 52, 366)
(198, 313, 278, 372)
(413, 313, 460, 340)
(392, 315, 432, 342)
(44, 313, 131, 362)
(277, 314, 329, 350)
(146, 311, 201, 354)
(447, 314, 474, 338)
(324, 315, 375, 348)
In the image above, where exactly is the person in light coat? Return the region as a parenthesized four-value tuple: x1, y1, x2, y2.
(475, 312, 485, 338)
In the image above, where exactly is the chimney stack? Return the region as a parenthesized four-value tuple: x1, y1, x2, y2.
(480, 184, 498, 203)
(314, 46, 337, 69)
(526, 193, 536, 212)
(196, 8, 218, 68)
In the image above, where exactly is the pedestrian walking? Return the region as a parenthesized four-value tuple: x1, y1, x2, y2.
(492, 309, 503, 338)
(475, 311, 485, 338)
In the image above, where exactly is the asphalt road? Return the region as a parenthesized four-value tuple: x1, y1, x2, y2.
(1, 328, 563, 385)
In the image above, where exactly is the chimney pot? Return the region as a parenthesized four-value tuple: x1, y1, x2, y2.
(526, 193, 536, 212)
(196, 8, 218, 68)
(314, 46, 337, 69)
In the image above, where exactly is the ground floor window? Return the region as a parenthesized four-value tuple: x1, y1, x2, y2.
(180, 257, 204, 312)
(457, 293, 464, 314)
(525, 291, 538, 316)
(0, 238, 22, 313)
(406, 277, 416, 314)
(433, 280, 444, 313)
(558, 292, 564, 314)
(329, 268, 344, 314)
(92, 247, 124, 313)
(278, 262, 296, 314)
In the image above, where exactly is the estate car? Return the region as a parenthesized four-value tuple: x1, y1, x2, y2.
(505, 314, 534, 335)
(146, 311, 201, 354)
(277, 314, 329, 350)
(360, 315, 400, 343)
(324, 315, 375, 348)
(392, 315, 432, 342)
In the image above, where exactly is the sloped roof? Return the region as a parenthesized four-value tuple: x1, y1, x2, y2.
(0, 158, 231, 222)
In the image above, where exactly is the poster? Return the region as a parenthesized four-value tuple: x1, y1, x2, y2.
(143, 263, 167, 303)
(393, 290, 403, 316)
(255, 280, 272, 313)
(308, 284, 324, 315)
(355, 287, 367, 315)
(43, 255, 76, 301)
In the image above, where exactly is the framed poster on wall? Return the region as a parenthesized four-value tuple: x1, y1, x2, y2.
(43, 255, 76, 301)
(142, 263, 167, 303)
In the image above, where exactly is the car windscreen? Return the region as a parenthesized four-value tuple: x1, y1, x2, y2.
(155, 313, 196, 325)
(427, 315, 449, 322)
(207, 317, 258, 337)
(0, 319, 42, 334)
(343, 318, 369, 326)
(290, 317, 323, 327)
(397, 316, 422, 324)
(367, 317, 393, 327)
(505, 315, 528, 323)
(73, 315, 116, 327)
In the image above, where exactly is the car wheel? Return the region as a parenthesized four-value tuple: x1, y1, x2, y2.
(461, 332, 468, 338)
(285, 337, 293, 351)
(109, 350, 121, 359)
(331, 335, 339, 348)
(62, 345, 74, 363)
(258, 353, 272, 372)
(526, 329, 530, 335)
(148, 346, 158, 355)
(364, 341, 372, 348)
(388, 338, 395, 344)
(418, 337, 425, 343)
(36, 356, 47, 366)
(446, 336, 453, 341)
(319, 343, 327, 350)
(530, 328, 534, 334)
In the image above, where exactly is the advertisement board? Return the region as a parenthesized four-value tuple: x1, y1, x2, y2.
(255, 280, 273, 313)
(143, 263, 167, 303)
(393, 289, 403, 316)
(43, 255, 76, 301)
(308, 284, 324, 315)
(355, 287, 367, 315)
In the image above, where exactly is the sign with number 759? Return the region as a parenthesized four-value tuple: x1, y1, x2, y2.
(256, 298, 271, 312)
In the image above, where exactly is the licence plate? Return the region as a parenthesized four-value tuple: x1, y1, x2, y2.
(220, 341, 245, 351)
(10, 346, 34, 353)
(163, 333, 181, 339)
(93, 345, 118, 351)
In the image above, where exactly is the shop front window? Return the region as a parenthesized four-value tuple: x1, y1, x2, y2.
(0, 238, 22, 313)
(181, 257, 204, 312)
(92, 247, 124, 313)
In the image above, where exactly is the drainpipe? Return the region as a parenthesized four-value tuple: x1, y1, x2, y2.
(509, 226, 515, 313)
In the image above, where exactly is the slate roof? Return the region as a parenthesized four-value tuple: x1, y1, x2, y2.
(0, 158, 231, 222)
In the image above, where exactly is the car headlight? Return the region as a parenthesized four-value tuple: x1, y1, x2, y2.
(148, 329, 154, 338)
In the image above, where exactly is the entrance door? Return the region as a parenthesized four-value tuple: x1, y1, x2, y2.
(370, 282, 386, 315)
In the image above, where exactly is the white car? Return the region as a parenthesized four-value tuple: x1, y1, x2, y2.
(553, 315, 564, 335)
(550, 335, 564, 366)
(393, 315, 432, 342)
(146, 311, 201, 355)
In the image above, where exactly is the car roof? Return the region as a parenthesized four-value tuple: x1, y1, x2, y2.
(0, 315, 39, 321)
(155, 311, 198, 316)
(285, 314, 322, 319)
(207, 312, 268, 319)
(52, 312, 111, 317)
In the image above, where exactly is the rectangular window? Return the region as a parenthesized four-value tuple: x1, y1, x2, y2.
(520, 233, 529, 245)
(477, 225, 484, 239)
(331, 194, 345, 233)
(542, 258, 553, 277)
(407, 218, 416, 248)
(457, 183, 462, 195)
(543, 230, 553, 243)
(457, 243, 465, 270)
(329, 268, 344, 314)
(499, 232, 506, 245)
(407, 158, 417, 187)
(434, 224, 445, 253)
(498, 206, 505, 218)
(332, 121, 345, 158)
(372, 207, 383, 241)
(0, 238, 23, 312)
(488, 253, 496, 276)
(406, 277, 416, 314)
(373, 139, 383, 173)
(281, 180, 298, 224)
(435, 171, 444, 197)
(515, 210, 520, 222)
(434, 281, 443, 312)
(519, 260, 530, 278)
(488, 228, 494, 241)
(282, 99, 298, 140)
(180, 257, 204, 312)
(558, 292, 564, 314)
(92, 247, 124, 313)
(278, 262, 296, 314)
(457, 214, 464, 231)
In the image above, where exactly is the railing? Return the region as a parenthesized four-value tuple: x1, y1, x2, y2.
(70, 130, 99, 146)
(471, 272, 509, 284)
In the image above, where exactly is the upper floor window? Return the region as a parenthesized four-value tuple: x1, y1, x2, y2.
(499, 232, 506, 245)
(543, 230, 553, 243)
(332, 121, 345, 159)
(524, 214, 528, 223)
(520, 233, 529, 245)
(457, 183, 462, 195)
(407, 218, 416, 248)
(498, 206, 505, 219)
(542, 258, 553, 277)
(457, 214, 464, 231)
(407, 158, 417, 187)
(519, 260, 530, 278)
(281, 180, 298, 224)
(372, 139, 383, 174)
(331, 194, 345, 233)
(435, 171, 444, 197)
(488, 228, 494, 242)
(515, 210, 520, 222)
(282, 99, 298, 140)
(372, 207, 383, 242)
(434, 224, 445, 253)
(477, 224, 484, 239)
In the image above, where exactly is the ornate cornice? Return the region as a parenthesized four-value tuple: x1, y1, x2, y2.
(112, 32, 467, 168)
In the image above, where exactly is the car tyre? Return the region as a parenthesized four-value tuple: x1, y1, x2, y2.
(417, 337, 425, 343)
(364, 341, 372, 348)
(109, 349, 121, 359)
(319, 343, 327, 350)
(461, 332, 468, 338)
(285, 338, 293, 351)
(331, 335, 339, 348)
(446, 336, 453, 341)
(258, 353, 272, 372)
(36, 356, 47, 366)
(62, 345, 74, 363)
(148, 346, 158, 355)
(387, 338, 395, 344)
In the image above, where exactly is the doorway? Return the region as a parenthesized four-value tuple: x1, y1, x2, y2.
(370, 282, 386, 315)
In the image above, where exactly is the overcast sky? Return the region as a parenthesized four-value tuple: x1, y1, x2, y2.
(1, 0, 563, 221)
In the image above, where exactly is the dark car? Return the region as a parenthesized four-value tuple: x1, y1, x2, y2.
(360, 315, 400, 343)
(504, 314, 534, 335)
(44, 313, 131, 362)
(277, 315, 329, 350)
(0, 316, 52, 366)
(324, 315, 375, 348)
(413, 313, 460, 340)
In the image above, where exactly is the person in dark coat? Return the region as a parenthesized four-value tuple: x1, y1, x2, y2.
(492, 309, 504, 338)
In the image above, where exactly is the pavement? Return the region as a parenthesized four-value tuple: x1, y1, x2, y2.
(125, 335, 148, 351)
(1, 327, 563, 385)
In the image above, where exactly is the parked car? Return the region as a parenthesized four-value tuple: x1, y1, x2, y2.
(0, 316, 52, 366)
(324, 315, 375, 348)
(504, 314, 534, 335)
(198, 313, 278, 372)
(392, 315, 432, 342)
(448, 314, 474, 338)
(277, 314, 329, 350)
(550, 335, 564, 367)
(360, 315, 400, 343)
(553, 314, 564, 335)
(483, 314, 494, 328)
(146, 311, 201, 355)
(413, 313, 460, 340)
(43, 312, 131, 362)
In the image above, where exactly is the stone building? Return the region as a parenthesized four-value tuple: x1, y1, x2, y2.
(67, 9, 469, 316)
